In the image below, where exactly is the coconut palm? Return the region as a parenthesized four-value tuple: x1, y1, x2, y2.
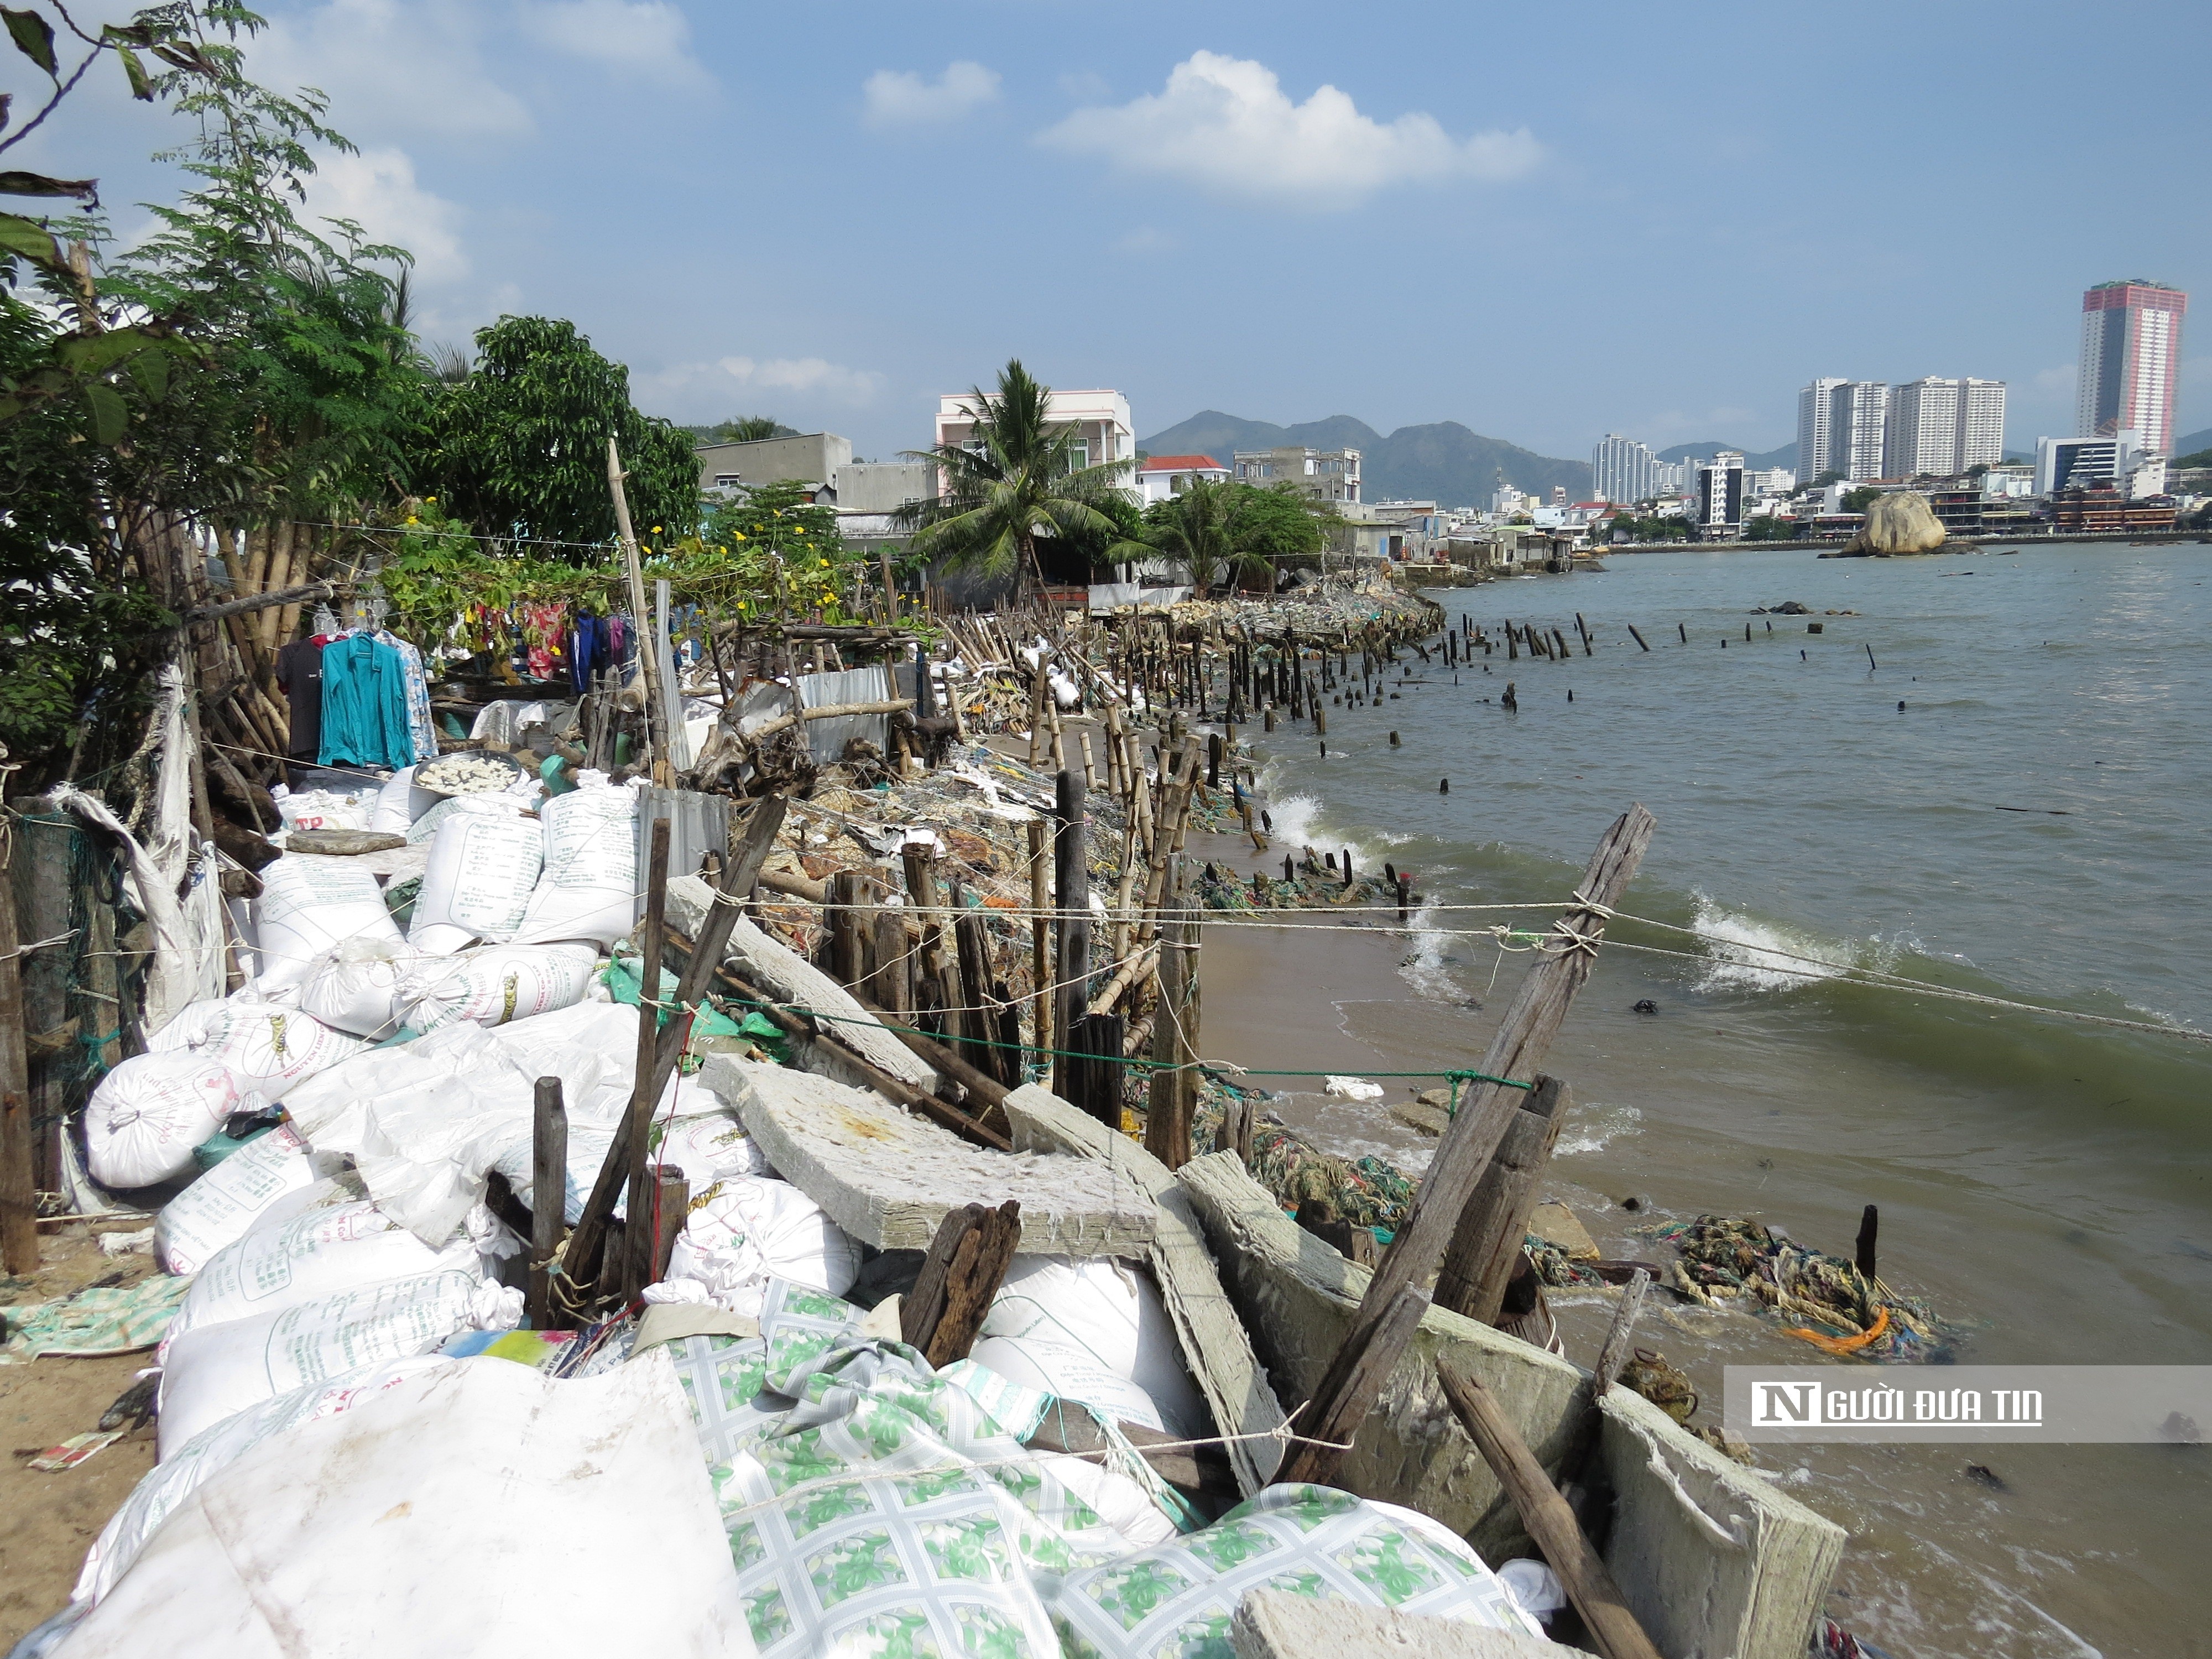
(1142, 479, 1277, 594)
(895, 359, 1139, 594)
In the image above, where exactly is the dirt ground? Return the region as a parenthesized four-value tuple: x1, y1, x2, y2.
(0, 1223, 166, 1648)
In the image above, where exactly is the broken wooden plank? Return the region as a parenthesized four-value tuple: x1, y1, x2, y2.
(702, 1057, 1152, 1254)
(1436, 1360, 1665, 1659)
(1229, 1590, 1589, 1659)
(1004, 1083, 1285, 1497)
(901, 1199, 1021, 1368)
(1433, 1074, 1573, 1325)
(1024, 1407, 1235, 1504)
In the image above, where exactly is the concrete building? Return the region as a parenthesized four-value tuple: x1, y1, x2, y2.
(1234, 446, 1361, 503)
(1797, 378, 1848, 481)
(696, 431, 852, 494)
(1340, 499, 1442, 560)
(1744, 466, 1797, 497)
(2035, 431, 2142, 495)
(1591, 434, 1659, 504)
(933, 388, 1134, 482)
(1691, 452, 1746, 536)
(1885, 378, 2007, 478)
(1827, 383, 1888, 481)
(829, 461, 935, 515)
(2077, 280, 2188, 455)
(1135, 453, 1230, 505)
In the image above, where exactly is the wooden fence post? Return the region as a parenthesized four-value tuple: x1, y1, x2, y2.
(528, 1077, 566, 1329)
(1433, 1074, 1572, 1323)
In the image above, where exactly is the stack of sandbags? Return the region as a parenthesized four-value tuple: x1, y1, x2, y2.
(968, 1255, 1211, 1437)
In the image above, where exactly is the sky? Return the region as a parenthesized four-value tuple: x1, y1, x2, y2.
(20, 0, 2212, 463)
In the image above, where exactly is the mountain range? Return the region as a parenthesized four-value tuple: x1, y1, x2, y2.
(1135, 411, 1794, 507)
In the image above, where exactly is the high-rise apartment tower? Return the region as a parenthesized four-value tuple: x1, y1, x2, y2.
(1886, 378, 2007, 477)
(2077, 280, 2187, 455)
(1591, 434, 1658, 504)
(1797, 378, 1846, 482)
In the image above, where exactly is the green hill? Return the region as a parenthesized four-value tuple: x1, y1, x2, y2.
(1138, 411, 1591, 507)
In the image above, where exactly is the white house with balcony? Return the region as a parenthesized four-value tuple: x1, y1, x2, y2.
(1135, 453, 1229, 505)
(933, 388, 1134, 489)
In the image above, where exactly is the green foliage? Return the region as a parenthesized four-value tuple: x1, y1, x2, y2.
(701, 481, 873, 620)
(2170, 448, 2212, 471)
(1743, 514, 1799, 541)
(416, 315, 698, 552)
(696, 415, 795, 444)
(1840, 486, 1882, 516)
(1606, 513, 1690, 542)
(1138, 479, 1282, 592)
(894, 358, 1135, 592)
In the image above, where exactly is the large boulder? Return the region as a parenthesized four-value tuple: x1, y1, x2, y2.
(1843, 491, 1945, 555)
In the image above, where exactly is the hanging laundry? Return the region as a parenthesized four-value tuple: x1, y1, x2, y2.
(319, 634, 416, 771)
(519, 601, 567, 684)
(375, 630, 437, 764)
(274, 637, 328, 778)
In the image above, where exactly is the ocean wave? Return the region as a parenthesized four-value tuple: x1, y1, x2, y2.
(1557, 1102, 1643, 1156)
(1397, 899, 1467, 1003)
(1688, 895, 1866, 993)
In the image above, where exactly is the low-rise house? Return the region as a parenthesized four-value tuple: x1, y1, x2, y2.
(1135, 454, 1229, 505)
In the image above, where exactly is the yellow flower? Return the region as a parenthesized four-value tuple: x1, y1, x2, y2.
(405, 515, 419, 524)
(734, 533, 747, 541)
(651, 526, 662, 534)
(819, 557, 830, 567)
(821, 592, 834, 603)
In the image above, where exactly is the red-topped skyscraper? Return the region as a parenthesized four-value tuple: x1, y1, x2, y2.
(2077, 280, 2187, 455)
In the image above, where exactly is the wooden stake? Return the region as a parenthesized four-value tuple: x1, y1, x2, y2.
(1436, 1361, 1665, 1659)
(901, 1199, 1022, 1367)
(1278, 805, 1656, 1485)
(1051, 766, 1091, 1097)
(528, 1077, 566, 1329)
(1434, 1074, 1573, 1322)
(606, 437, 669, 784)
(1026, 819, 1052, 1061)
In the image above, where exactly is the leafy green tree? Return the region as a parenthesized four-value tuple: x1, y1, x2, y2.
(1840, 486, 1882, 516)
(1743, 514, 1799, 541)
(706, 415, 792, 443)
(893, 358, 1136, 594)
(1139, 479, 1279, 593)
(416, 315, 698, 552)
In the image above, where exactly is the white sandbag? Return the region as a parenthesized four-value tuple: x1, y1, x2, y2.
(274, 789, 371, 834)
(398, 941, 599, 1032)
(153, 1123, 330, 1275)
(510, 774, 639, 947)
(160, 1199, 472, 1356)
(650, 1106, 774, 1191)
(146, 997, 365, 1098)
(294, 936, 420, 1039)
(84, 1054, 246, 1190)
(408, 812, 544, 955)
(405, 789, 524, 846)
(70, 1349, 749, 1659)
(75, 1354, 452, 1609)
(249, 857, 404, 992)
(981, 1255, 1208, 1436)
(1035, 1451, 1179, 1548)
(661, 1175, 860, 1318)
(155, 1269, 513, 1458)
(366, 766, 437, 834)
(966, 1334, 1170, 1433)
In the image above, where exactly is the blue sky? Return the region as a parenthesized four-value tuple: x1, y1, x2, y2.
(26, 0, 2212, 461)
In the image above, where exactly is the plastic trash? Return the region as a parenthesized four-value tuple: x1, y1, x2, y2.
(83, 1053, 246, 1190)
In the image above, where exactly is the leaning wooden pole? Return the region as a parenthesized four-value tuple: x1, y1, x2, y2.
(606, 436, 669, 785)
(1277, 804, 1656, 1485)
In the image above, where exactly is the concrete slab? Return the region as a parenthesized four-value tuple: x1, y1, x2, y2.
(704, 1057, 1152, 1254)
(1597, 1387, 1844, 1659)
(1175, 1151, 1583, 1561)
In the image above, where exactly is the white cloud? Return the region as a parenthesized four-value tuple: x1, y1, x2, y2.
(526, 0, 711, 87)
(641, 354, 886, 415)
(863, 61, 1001, 127)
(1042, 51, 1541, 204)
(310, 147, 471, 284)
(255, 0, 534, 140)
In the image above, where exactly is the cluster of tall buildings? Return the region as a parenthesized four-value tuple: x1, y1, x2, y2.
(1795, 377, 2007, 483)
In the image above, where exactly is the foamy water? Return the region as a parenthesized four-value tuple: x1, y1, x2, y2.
(1684, 895, 1866, 993)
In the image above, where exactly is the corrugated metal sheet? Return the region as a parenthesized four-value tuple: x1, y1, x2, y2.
(796, 665, 894, 763)
(633, 786, 729, 885)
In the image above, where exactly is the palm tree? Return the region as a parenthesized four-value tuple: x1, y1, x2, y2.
(1142, 479, 1276, 594)
(895, 359, 1139, 595)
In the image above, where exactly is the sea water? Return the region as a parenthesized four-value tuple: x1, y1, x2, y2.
(1227, 541, 2212, 1657)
